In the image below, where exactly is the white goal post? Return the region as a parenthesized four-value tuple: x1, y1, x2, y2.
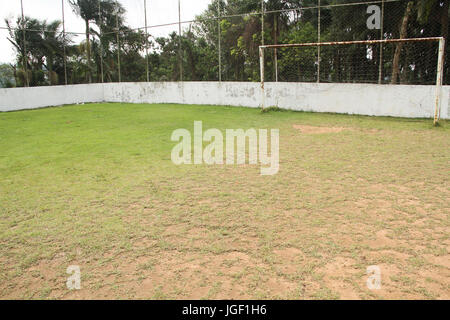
(259, 37, 446, 124)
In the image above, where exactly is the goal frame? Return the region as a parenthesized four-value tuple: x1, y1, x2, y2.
(259, 37, 446, 124)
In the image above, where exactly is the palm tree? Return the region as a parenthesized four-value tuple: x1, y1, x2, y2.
(41, 20, 66, 85)
(69, 0, 100, 83)
(6, 17, 46, 86)
(92, 0, 126, 82)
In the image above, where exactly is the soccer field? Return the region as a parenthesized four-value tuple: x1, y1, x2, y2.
(0, 103, 448, 299)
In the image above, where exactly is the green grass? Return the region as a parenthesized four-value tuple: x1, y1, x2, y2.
(0, 103, 449, 300)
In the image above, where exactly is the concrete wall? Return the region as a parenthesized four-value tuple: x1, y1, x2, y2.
(1, 82, 449, 119)
(102, 82, 262, 108)
(265, 82, 450, 119)
(0, 84, 104, 112)
(103, 82, 450, 119)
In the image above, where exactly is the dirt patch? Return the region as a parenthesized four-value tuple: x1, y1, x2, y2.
(293, 125, 350, 134)
(364, 230, 398, 249)
(319, 257, 361, 300)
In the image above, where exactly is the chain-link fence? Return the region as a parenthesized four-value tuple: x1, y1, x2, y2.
(0, 0, 448, 87)
(264, 39, 443, 85)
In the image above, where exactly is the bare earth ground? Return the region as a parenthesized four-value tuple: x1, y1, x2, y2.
(0, 103, 448, 299)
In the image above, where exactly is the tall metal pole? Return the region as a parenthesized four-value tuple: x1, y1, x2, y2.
(274, 14, 278, 82)
(378, 0, 385, 84)
(178, 0, 183, 81)
(218, 0, 222, 82)
(261, 0, 264, 46)
(260, 47, 265, 110)
(116, 1, 121, 83)
(274, 48, 278, 82)
(317, 0, 321, 83)
(62, 0, 68, 85)
(20, 0, 29, 87)
(98, 0, 104, 83)
(144, 0, 149, 82)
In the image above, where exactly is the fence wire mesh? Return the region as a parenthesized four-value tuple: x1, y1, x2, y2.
(266, 40, 441, 85)
(0, 0, 448, 87)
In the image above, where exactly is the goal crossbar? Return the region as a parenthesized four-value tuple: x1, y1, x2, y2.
(259, 37, 444, 50)
(259, 37, 446, 124)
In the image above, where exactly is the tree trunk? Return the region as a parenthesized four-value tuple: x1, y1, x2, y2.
(335, 49, 342, 82)
(400, 44, 411, 84)
(47, 56, 54, 85)
(12, 65, 18, 86)
(391, 1, 413, 84)
(85, 19, 92, 83)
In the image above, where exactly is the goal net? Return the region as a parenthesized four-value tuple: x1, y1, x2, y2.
(259, 37, 445, 124)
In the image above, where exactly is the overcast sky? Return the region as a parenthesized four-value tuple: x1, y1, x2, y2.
(0, 0, 212, 64)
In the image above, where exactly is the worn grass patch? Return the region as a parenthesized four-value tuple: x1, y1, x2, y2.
(0, 103, 449, 299)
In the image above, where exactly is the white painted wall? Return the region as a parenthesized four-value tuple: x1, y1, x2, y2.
(1, 82, 449, 119)
(102, 82, 261, 108)
(103, 82, 450, 119)
(265, 82, 450, 119)
(0, 84, 104, 112)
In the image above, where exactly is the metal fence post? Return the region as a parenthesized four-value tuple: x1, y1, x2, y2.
(274, 48, 278, 82)
(62, 0, 68, 85)
(99, 0, 104, 83)
(116, 1, 121, 83)
(178, 0, 183, 81)
(260, 46, 265, 110)
(144, 0, 149, 82)
(261, 0, 264, 46)
(317, 0, 321, 83)
(20, 0, 29, 87)
(218, 0, 222, 82)
(378, 0, 385, 84)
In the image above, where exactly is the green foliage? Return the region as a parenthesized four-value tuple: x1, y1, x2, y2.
(5, 17, 68, 87)
(261, 106, 283, 113)
(0, 64, 15, 88)
(4, 0, 450, 85)
(278, 22, 318, 82)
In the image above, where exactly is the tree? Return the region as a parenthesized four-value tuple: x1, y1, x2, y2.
(5, 0, 449, 86)
(6, 16, 67, 86)
(391, 1, 414, 84)
(416, 0, 449, 83)
(0, 64, 15, 88)
(69, 0, 100, 83)
(41, 20, 67, 85)
(265, 0, 291, 80)
(88, 0, 138, 82)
